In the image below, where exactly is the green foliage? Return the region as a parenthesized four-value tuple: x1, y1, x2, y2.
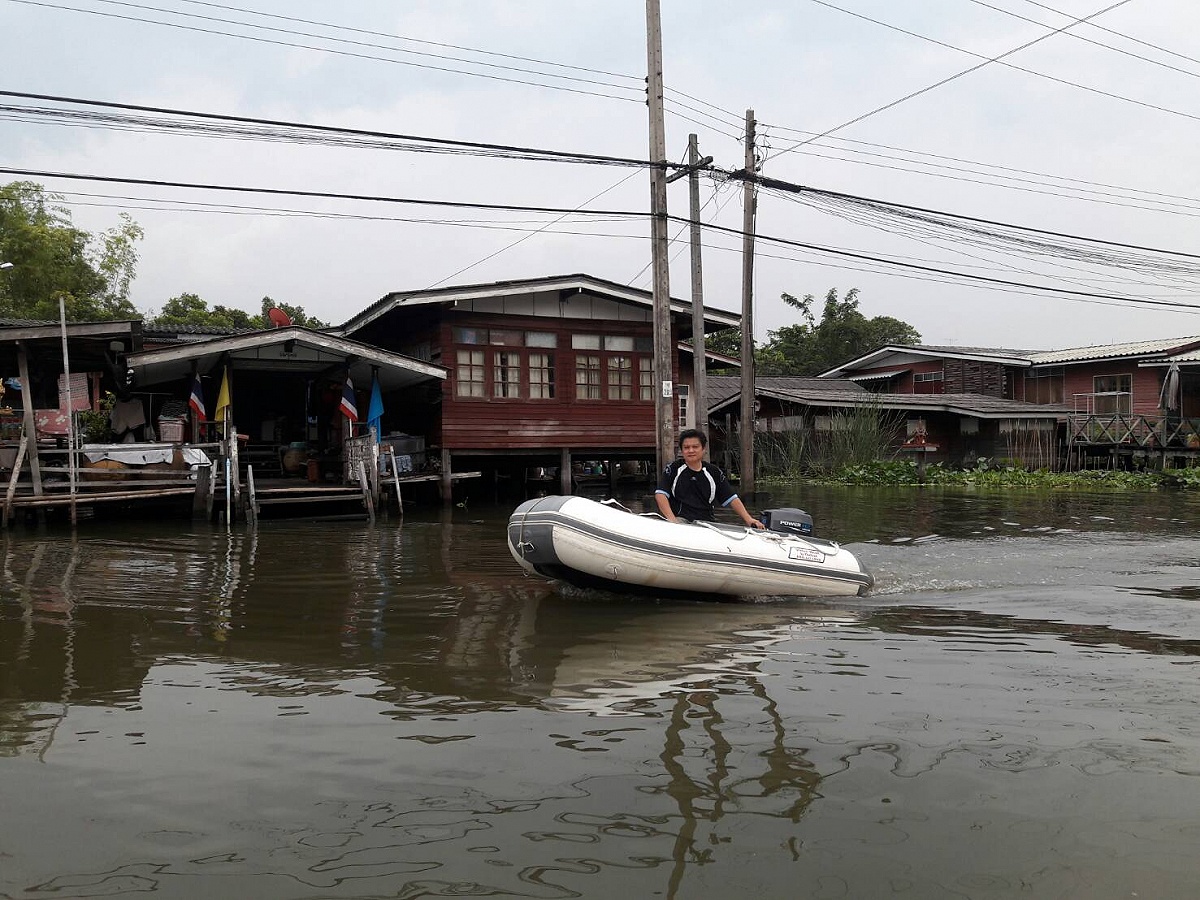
(754, 399, 903, 478)
(148, 293, 329, 330)
(758, 287, 922, 376)
(0, 181, 142, 321)
(77, 392, 117, 443)
(259, 296, 327, 329)
(817, 458, 1171, 490)
(151, 292, 256, 329)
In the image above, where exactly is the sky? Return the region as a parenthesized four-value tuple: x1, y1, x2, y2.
(4, 0, 1200, 351)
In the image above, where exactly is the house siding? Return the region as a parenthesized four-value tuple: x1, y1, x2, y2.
(371, 311, 675, 453)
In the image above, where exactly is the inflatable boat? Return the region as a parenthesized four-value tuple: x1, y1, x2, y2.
(507, 495, 873, 599)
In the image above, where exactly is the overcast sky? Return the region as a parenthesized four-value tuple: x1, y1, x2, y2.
(5, 0, 1200, 350)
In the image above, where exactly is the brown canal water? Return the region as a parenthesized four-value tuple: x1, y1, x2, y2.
(2, 485, 1199, 899)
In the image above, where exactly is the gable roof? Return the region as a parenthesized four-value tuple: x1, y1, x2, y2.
(819, 344, 1037, 378)
(709, 382, 1068, 420)
(1026, 336, 1200, 365)
(125, 326, 445, 392)
(337, 273, 741, 335)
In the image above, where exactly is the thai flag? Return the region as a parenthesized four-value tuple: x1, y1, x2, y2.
(188, 374, 205, 419)
(339, 378, 358, 421)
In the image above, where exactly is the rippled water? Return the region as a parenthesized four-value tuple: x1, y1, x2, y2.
(2, 486, 1199, 899)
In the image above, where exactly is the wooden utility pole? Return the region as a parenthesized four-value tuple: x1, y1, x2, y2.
(687, 133, 708, 438)
(739, 109, 758, 496)
(646, 0, 674, 472)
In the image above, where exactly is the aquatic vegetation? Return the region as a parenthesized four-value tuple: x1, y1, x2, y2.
(787, 458, 1180, 490)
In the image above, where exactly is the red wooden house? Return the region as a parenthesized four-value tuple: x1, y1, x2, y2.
(822, 336, 1200, 468)
(337, 274, 740, 496)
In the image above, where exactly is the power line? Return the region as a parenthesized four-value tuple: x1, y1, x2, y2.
(171, 0, 644, 84)
(1016, 0, 1200, 68)
(11, 165, 1199, 312)
(726, 171, 1200, 261)
(0, 166, 655, 219)
(758, 122, 1200, 210)
(679, 214, 1200, 311)
(427, 169, 645, 289)
(7, 0, 643, 103)
(772, 0, 1154, 159)
(0, 90, 666, 170)
(965, 0, 1200, 80)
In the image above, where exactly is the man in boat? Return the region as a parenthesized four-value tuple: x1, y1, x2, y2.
(655, 429, 765, 529)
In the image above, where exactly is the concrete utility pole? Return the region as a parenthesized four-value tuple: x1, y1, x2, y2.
(645, 0, 674, 472)
(739, 109, 758, 496)
(686, 133, 708, 438)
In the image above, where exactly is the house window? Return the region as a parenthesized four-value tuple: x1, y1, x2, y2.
(576, 354, 601, 400)
(913, 370, 944, 395)
(455, 349, 485, 398)
(1024, 365, 1064, 404)
(529, 352, 555, 399)
(639, 359, 654, 400)
(453, 327, 487, 345)
(677, 383, 690, 428)
(526, 331, 557, 348)
(1093, 374, 1132, 415)
(608, 355, 633, 400)
(490, 329, 523, 347)
(604, 335, 634, 352)
(493, 350, 521, 399)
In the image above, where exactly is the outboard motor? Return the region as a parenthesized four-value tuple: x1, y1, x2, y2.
(759, 507, 814, 536)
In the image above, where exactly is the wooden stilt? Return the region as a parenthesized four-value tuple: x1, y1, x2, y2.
(357, 459, 375, 523)
(246, 465, 258, 523)
(193, 463, 210, 520)
(440, 447, 452, 503)
(559, 447, 571, 495)
(388, 448, 403, 518)
(2, 434, 28, 528)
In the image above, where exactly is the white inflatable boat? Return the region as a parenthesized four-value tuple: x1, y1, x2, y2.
(507, 495, 873, 599)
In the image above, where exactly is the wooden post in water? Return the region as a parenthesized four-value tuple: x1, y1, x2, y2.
(388, 448, 403, 519)
(2, 434, 27, 528)
(15, 344, 44, 510)
(357, 458, 375, 524)
(58, 299, 78, 526)
(193, 462, 210, 520)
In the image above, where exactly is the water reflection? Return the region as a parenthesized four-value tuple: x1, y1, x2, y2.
(2, 490, 1200, 898)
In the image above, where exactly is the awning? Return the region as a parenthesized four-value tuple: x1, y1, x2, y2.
(847, 368, 909, 381)
(125, 326, 446, 392)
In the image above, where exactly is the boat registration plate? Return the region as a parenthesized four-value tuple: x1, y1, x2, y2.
(788, 546, 824, 562)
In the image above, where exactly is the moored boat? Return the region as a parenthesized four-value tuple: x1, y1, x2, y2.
(507, 495, 873, 599)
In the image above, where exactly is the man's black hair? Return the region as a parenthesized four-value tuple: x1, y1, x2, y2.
(678, 428, 707, 449)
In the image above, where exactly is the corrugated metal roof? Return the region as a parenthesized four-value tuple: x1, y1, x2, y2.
(710, 386, 1068, 420)
(1157, 348, 1200, 364)
(847, 368, 909, 381)
(1028, 336, 1200, 365)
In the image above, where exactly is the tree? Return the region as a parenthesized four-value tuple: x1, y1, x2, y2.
(0, 181, 143, 320)
(151, 293, 256, 329)
(758, 288, 921, 376)
(260, 296, 327, 329)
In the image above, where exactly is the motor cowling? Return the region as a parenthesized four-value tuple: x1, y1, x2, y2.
(759, 507, 814, 536)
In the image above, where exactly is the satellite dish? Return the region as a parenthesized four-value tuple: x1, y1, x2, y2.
(267, 307, 293, 327)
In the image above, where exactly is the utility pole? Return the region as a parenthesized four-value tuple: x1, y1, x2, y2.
(686, 133, 708, 440)
(739, 109, 757, 496)
(645, 0, 674, 473)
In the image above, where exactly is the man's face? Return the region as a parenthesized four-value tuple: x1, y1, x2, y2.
(680, 437, 704, 466)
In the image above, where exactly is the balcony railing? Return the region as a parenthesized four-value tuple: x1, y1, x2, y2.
(1068, 413, 1200, 448)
